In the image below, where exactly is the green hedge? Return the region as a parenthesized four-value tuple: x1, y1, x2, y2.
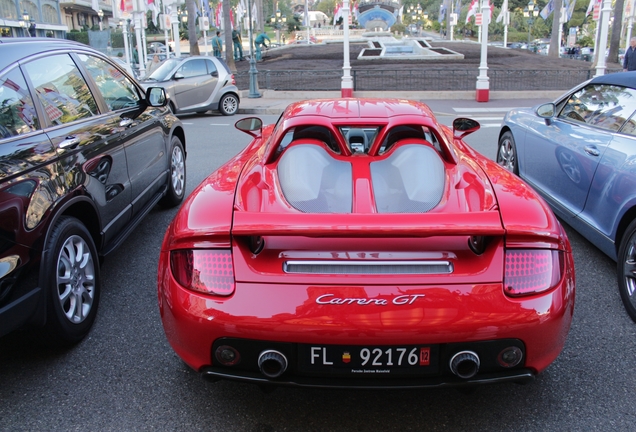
(66, 31, 88, 45)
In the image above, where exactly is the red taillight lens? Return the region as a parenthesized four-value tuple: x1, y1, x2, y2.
(504, 249, 562, 297)
(230, 74, 236, 85)
(170, 249, 235, 296)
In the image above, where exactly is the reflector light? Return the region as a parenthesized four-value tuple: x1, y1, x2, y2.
(170, 249, 235, 296)
(504, 249, 562, 297)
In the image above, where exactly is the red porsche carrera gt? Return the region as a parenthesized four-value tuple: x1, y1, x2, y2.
(158, 99, 575, 389)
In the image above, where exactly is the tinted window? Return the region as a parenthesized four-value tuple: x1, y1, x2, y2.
(178, 59, 208, 78)
(0, 68, 39, 138)
(24, 54, 98, 126)
(77, 54, 141, 111)
(558, 84, 636, 132)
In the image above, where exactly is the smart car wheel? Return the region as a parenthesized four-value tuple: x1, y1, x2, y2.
(617, 219, 636, 323)
(219, 93, 239, 116)
(497, 131, 519, 175)
(160, 136, 186, 207)
(44, 216, 100, 345)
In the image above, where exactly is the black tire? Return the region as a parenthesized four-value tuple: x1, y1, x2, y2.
(219, 93, 239, 116)
(496, 131, 519, 175)
(160, 136, 186, 207)
(617, 219, 636, 323)
(43, 216, 100, 345)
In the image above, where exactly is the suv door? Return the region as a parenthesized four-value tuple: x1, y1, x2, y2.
(75, 53, 168, 221)
(0, 66, 56, 336)
(22, 53, 132, 246)
(173, 58, 218, 109)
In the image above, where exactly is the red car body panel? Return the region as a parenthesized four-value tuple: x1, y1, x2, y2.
(158, 99, 575, 388)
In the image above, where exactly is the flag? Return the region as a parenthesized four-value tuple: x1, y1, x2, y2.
(496, 0, 507, 22)
(586, 0, 595, 15)
(91, 0, 99, 12)
(455, 0, 461, 14)
(563, 0, 576, 21)
(465, 0, 478, 23)
(333, 3, 341, 25)
(540, 0, 554, 19)
(439, 4, 446, 22)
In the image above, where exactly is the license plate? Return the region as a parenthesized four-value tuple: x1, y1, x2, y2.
(298, 344, 439, 376)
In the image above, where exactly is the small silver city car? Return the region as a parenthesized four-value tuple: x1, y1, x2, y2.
(141, 55, 240, 116)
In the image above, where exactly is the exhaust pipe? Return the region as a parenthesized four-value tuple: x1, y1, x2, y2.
(449, 351, 480, 379)
(258, 350, 288, 378)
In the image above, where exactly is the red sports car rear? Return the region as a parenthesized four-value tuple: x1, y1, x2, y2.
(158, 99, 575, 389)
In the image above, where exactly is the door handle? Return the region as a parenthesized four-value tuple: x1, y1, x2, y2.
(584, 146, 600, 157)
(119, 118, 134, 127)
(58, 136, 80, 149)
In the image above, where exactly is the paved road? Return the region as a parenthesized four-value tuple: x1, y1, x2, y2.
(1, 107, 635, 431)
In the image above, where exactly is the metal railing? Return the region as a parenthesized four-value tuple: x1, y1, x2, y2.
(235, 68, 622, 92)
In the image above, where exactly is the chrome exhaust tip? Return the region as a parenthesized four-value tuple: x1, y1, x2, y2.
(258, 350, 288, 379)
(449, 350, 480, 379)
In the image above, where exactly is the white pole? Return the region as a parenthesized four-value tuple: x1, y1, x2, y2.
(476, 0, 489, 102)
(503, 11, 508, 48)
(122, 20, 131, 68)
(341, 0, 352, 97)
(172, 8, 180, 57)
(595, 0, 612, 76)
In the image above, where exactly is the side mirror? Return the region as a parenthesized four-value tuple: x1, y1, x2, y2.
(211, 71, 218, 77)
(536, 102, 556, 125)
(452, 117, 480, 139)
(173, 72, 184, 80)
(146, 87, 168, 107)
(235, 117, 262, 137)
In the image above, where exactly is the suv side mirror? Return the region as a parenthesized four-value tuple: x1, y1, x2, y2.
(173, 72, 184, 80)
(146, 87, 168, 107)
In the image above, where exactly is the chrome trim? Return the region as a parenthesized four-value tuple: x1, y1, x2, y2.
(283, 260, 453, 274)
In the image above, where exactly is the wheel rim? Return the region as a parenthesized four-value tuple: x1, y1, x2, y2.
(56, 235, 95, 324)
(623, 236, 636, 307)
(497, 137, 516, 172)
(222, 96, 238, 114)
(170, 144, 185, 197)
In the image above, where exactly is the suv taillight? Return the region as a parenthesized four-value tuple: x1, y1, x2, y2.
(170, 249, 235, 296)
(504, 249, 563, 297)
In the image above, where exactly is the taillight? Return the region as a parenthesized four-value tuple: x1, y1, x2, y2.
(504, 249, 562, 297)
(170, 249, 235, 296)
(230, 74, 236, 85)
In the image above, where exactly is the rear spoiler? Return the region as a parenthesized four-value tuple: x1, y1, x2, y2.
(232, 211, 504, 237)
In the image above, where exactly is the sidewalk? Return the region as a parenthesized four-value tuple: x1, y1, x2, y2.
(237, 89, 565, 115)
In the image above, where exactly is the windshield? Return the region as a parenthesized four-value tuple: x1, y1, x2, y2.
(144, 58, 180, 81)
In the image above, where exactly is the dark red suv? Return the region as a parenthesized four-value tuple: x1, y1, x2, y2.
(0, 38, 187, 345)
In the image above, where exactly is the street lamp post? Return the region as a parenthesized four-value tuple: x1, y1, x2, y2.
(247, 0, 261, 98)
(475, 0, 490, 102)
(270, 9, 286, 45)
(595, 0, 612, 76)
(523, 1, 539, 47)
(98, 9, 104, 31)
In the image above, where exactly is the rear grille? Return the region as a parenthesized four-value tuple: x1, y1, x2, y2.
(283, 260, 453, 275)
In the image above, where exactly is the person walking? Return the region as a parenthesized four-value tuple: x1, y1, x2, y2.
(144, 54, 161, 77)
(232, 28, 244, 61)
(211, 31, 223, 58)
(254, 31, 270, 61)
(624, 38, 636, 71)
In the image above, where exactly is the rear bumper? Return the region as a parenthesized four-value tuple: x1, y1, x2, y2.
(158, 250, 575, 387)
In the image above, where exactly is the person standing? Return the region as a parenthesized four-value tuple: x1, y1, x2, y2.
(211, 31, 223, 58)
(254, 31, 270, 61)
(624, 38, 636, 71)
(232, 28, 244, 61)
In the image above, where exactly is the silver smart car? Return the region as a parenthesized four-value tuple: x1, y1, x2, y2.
(141, 55, 240, 116)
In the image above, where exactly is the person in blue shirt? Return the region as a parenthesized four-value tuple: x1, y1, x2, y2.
(211, 31, 223, 58)
(254, 31, 270, 61)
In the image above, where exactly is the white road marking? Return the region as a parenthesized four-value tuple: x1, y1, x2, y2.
(453, 107, 524, 113)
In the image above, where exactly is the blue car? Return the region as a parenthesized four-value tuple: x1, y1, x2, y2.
(497, 72, 636, 323)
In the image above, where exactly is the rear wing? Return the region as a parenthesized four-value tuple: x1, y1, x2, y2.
(231, 211, 504, 237)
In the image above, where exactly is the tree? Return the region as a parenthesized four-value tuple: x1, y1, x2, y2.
(224, 0, 237, 71)
(187, 0, 200, 55)
(548, 0, 563, 57)
(609, 0, 625, 64)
